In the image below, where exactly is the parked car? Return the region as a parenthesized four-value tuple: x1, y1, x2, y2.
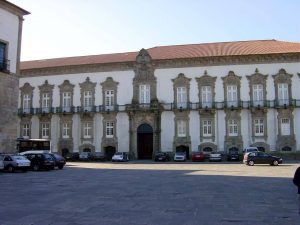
(112, 152, 129, 162)
(174, 152, 186, 162)
(49, 153, 66, 169)
(192, 152, 205, 162)
(209, 152, 222, 162)
(64, 152, 79, 161)
(2, 154, 31, 172)
(227, 149, 240, 161)
(92, 152, 107, 161)
(243, 147, 259, 154)
(0, 155, 4, 170)
(243, 151, 283, 166)
(79, 152, 92, 161)
(154, 152, 170, 162)
(22, 153, 55, 171)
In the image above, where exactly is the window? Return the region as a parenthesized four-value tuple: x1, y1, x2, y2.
(177, 87, 187, 108)
(106, 122, 114, 138)
(0, 42, 7, 71)
(202, 86, 212, 107)
(278, 83, 289, 105)
(62, 92, 71, 111)
(22, 124, 30, 138)
(227, 85, 238, 107)
(23, 94, 31, 113)
(177, 120, 186, 137)
(139, 84, 150, 104)
(281, 118, 290, 135)
(83, 91, 92, 110)
(254, 118, 264, 136)
(105, 90, 114, 110)
(83, 122, 92, 138)
(42, 93, 50, 112)
(253, 84, 263, 106)
(228, 119, 238, 136)
(62, 123, 70, 139)
(203, 120, 212, 137)
(41, 123, 50, 138)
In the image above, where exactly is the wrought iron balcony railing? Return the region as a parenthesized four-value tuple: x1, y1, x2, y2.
(0, 59, 10, 73)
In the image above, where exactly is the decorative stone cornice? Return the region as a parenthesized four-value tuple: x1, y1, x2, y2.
(20, 53, 300, 78)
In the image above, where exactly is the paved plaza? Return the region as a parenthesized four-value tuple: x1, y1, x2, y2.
(0, 161, 300, 225)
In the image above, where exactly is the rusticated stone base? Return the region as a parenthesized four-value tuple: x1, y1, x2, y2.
(0, 72, 19, 153)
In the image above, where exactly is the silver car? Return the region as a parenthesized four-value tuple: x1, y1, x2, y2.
(174, 152, 186, 162)
(2, 155, 31, 172)
(0, 155, 4, 170)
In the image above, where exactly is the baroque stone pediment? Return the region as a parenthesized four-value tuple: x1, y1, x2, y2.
(38, 80, 54, 92)
(272, 68, 293, 84)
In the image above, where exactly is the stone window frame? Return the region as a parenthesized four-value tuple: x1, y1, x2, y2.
(174, 111, 190, 140)
(19, 83, 34, 113)
(0, 39, 9, 73)
(59, 80, 75, 112)
(172, 73, 191, 109)
(82, 119, 93, 140)
(250, 108, 268, 141)
(277, 109, 294, 137)
(79, 77, 96, 111)
(38, 80, 54, 112)
(222, 71, 242, 108)
(101, 77, 119, 111)
(225, 110, 242, 138)
(60, 115, 73, 139)
(199, 111, 216, 142)
(196, 70, 217, 108)
(272, 69, 293, 106)
(102, 113, 118, 150)
(246, 68, 268, 107)
(20, 117, 31, 138)
(132, 49, 157, 105)
(39, 116, 51, 139)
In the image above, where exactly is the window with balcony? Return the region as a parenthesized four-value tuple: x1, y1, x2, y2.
(62, 92, 72, 112)
(177, 87, 187, 108)
(227, 85, 238, 107)
(23, 94, 31, 113)
(253, 84, 264, 106)
(106, 122, 114, 138)
(42, 93, 50, 112)
(228, 119, 238, 136)
(201, 86, 212, 108)
(105, 90, 114, 111)
(278, 83, 289, 106)
(139, 84, 150, 105)
(203, 120, 212, 137)
(281, 118, 290, 135)
(62, 123, 70, 139)
(22, 123, 30, 138)
(41, 123, 50, 139)
(83, 122, 92, 138)
(177, 120, 187, 137)
(254, 118, 264, 136)
(83, 91, 92, 111)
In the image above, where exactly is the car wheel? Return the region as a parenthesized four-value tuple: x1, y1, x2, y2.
(58, 165, 64, 169)
(7, 165, 14, 173)
(273, 160, 279, 166)
(33, 164, 40, 171)
(248, 160, 254, 166)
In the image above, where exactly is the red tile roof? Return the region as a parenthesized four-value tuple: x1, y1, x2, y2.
(21, 40, 300, 70)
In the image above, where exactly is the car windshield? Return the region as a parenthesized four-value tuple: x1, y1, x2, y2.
(44, 154, 53, 160)
(53, 154, 63, 159)
(176, 152, 185, 155)
(11, 156, 27, 160)
(115, 153, 123, 156)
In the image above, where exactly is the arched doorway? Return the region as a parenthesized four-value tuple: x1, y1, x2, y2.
(83, 148, 91, 152)
(176, 145, 189, 160)
(61, 148, 69, 157)
(137, 124, 153, 159)
(104, 146, 116, 160)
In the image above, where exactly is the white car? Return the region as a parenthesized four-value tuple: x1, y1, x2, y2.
(79, 152, 92, 161)
(209, 152, 222, 162)
(2, 155, 31, 172)
(174, 152, 186, 161)
(0, 155, 4, 170)
(112, 152, 129, 162)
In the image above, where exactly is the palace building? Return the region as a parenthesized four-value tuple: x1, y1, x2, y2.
(18, 40, 300, 159)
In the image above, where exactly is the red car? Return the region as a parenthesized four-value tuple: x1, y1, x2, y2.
(192, 152, 205, 162)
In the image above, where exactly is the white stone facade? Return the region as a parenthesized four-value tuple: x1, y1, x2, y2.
(18, 47, 300, 158)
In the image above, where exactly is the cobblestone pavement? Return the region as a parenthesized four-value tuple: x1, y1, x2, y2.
(0, 161, 300, 225)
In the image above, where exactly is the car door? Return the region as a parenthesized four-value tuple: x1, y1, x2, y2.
(258, 152, 269, 164)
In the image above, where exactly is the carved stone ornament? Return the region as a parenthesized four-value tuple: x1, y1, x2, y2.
(246, 68, 268, 103)
(20, 83, 34, 109)
(272, 69, 293, 103)
(222, 71, 242, 104)
(196, 70, 217, 107)
(38, 80, 54, 108)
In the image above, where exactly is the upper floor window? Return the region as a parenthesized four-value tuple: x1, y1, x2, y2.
(278, 83, 289, 105)
(83, 91, 92, 110)
(23, 94, 31, 113)
(62, 92, 72, 109)
(0, 42, 7, 72)
(105, 122, 114, 138)
(201, 86, 212, 108)
(228, 119, 238, 136)
(227, 85, 238, 107)
(281, 118, 290, 135)
(41, 123, 50, 139)
(254, 118, 264, 136)
(105, 90, 114, 110)
(62, 123, 70, 139)
(22, 123, 30, 138)
(42, 93, 50, 111)
(83, 122, 92, 139)
(177, 87, 187, 108)
(139, 84, 150, 104)
(177, 120, 186, 137)
(253, 84, 264, 106)
(203, 120, 212, 137)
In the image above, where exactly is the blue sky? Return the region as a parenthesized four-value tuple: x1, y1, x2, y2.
(10, 0, 300, 61)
